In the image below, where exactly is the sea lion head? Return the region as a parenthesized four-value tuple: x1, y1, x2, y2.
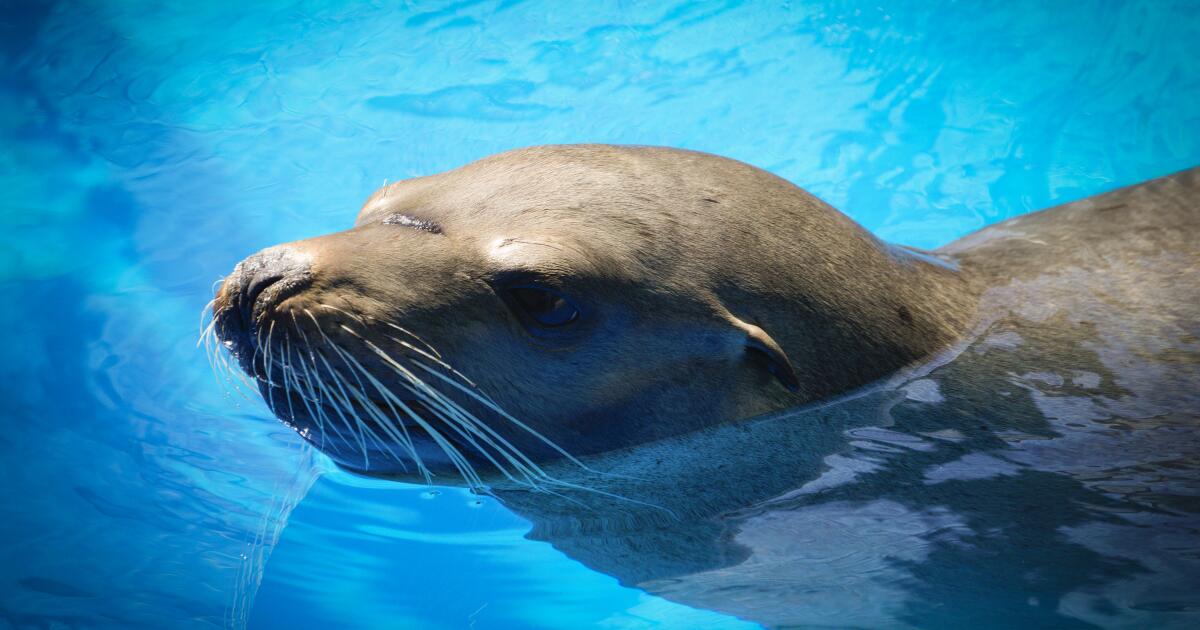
(210, 145, 968, 484)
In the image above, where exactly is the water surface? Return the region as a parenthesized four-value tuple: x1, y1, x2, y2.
(2, 1, 1199, 627)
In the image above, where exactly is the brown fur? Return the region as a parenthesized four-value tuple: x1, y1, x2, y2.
(356, 146, 977, 410)
(215, 145, 983, 473)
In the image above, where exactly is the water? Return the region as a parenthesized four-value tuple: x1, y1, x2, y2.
(2, 0, 1198, 627)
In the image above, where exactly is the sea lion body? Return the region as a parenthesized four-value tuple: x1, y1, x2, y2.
(211, 147, 1200, 627)
(492, 167, 1200, 628)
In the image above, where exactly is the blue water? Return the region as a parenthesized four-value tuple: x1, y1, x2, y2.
(2, 1, 1198, 627)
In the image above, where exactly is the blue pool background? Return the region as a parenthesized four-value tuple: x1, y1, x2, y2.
(2, 1, 1198, 627)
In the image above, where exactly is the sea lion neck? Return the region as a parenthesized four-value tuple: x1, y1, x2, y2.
(711, 196, 980, 405)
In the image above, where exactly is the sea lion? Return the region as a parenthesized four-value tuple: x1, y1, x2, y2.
(210, 144, 979, 480)
(212, 146, 1200, 627)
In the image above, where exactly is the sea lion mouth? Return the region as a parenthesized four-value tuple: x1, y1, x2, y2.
(259, 378, 470, 474)
(203, 298, 586, 490)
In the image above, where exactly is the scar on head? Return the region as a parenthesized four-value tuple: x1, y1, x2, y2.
(383, 213, 443, 234)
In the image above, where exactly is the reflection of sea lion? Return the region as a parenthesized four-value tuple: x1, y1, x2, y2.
(213, 147, 1200, 627)
(211, 144, 979, 477)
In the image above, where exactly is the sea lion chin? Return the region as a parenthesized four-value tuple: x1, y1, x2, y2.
(209, 144, 977, 485)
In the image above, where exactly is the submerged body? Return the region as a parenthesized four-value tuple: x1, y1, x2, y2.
(498, 167, 1200, 628)
(210, 147, 1199, 627)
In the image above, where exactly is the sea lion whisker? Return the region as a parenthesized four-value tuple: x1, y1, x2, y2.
(330, 346, 493, 488)
(333, 344, 491, 489)
(312, 328, 434, 482)
(313, 348, 413, 469)
(323, 311, 445, 363)
(299, 346, 371, 467)
(392, 376, 553, 485)
(335, 321, 570, 490)
(290, 314, 342, 405)
(325, 344, 428, 478)
(289, 353, 335, 440)
(362, 382, 487, 489)
(392, 380, 535, 488)
(380, 333, 478, 389)
(228, 358, 261, 399)
(197, 299, 218, 348)
(200, 315, 227, 391)
(333, 324, 530, 465)
(202, 306, 224, 371)
(331, 341, 490, 488)
(262, 320, 277, 388)
(391, 377, 548, 488)
(327, 372, 418, 476)
(401, 368, 663, 508)
(284, 340, 330, 451)
(377, 320, 443, 360)
(407, 360, 595, 472)
(254, 318, 291, 391)
(403, 385, 660, 506)
(548, 479, 674, 516)
(288, 338, 348, 454)
(201, 302, 253, 396)
(315, 364, 374, 468)
(206, 317, 261, 401)
(272, 329, 299, 434)
(359, 340, 554, 489)
(323, 372, 408, 471)
(250, 325, 268, 386)
(303, 311, 484, 483)
(200, 308, 222, 378)
(316, 343, 417, 462)
(352, 335, 528, 465)
(345, 327, 567, 487)
(403, 360, 654, 498)
(313, 303, 367, 326)
(312, 322, 659, 504)
(213, 336, 260, 401)
(257, 325, 299, 391)
(291, 334, 363, 461)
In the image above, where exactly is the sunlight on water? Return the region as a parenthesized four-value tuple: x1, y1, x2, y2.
(1, 0, 1198, 627)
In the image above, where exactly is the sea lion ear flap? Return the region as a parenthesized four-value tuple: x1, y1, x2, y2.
(731, 318, 800, 393)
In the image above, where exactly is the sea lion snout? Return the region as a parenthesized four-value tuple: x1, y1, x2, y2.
(213, 245, 313, 370)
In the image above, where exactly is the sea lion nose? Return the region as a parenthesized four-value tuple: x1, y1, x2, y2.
(215, 245, 313, 347)
(242, 266, 286, 316)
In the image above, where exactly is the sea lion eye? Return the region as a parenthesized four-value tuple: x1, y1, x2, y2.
(506, 285, 580, 327)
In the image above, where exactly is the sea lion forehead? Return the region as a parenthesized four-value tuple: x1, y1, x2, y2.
(350, 143, 753, 237)
(354, 151, 598, 223)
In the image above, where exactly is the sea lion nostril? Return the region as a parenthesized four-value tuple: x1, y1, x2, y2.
(238, 269, 285, 334)
(243, 270, 285, 315)
(213, 246, 313, 356)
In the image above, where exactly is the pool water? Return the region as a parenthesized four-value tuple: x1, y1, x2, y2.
(2, 1, 1198, 628)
